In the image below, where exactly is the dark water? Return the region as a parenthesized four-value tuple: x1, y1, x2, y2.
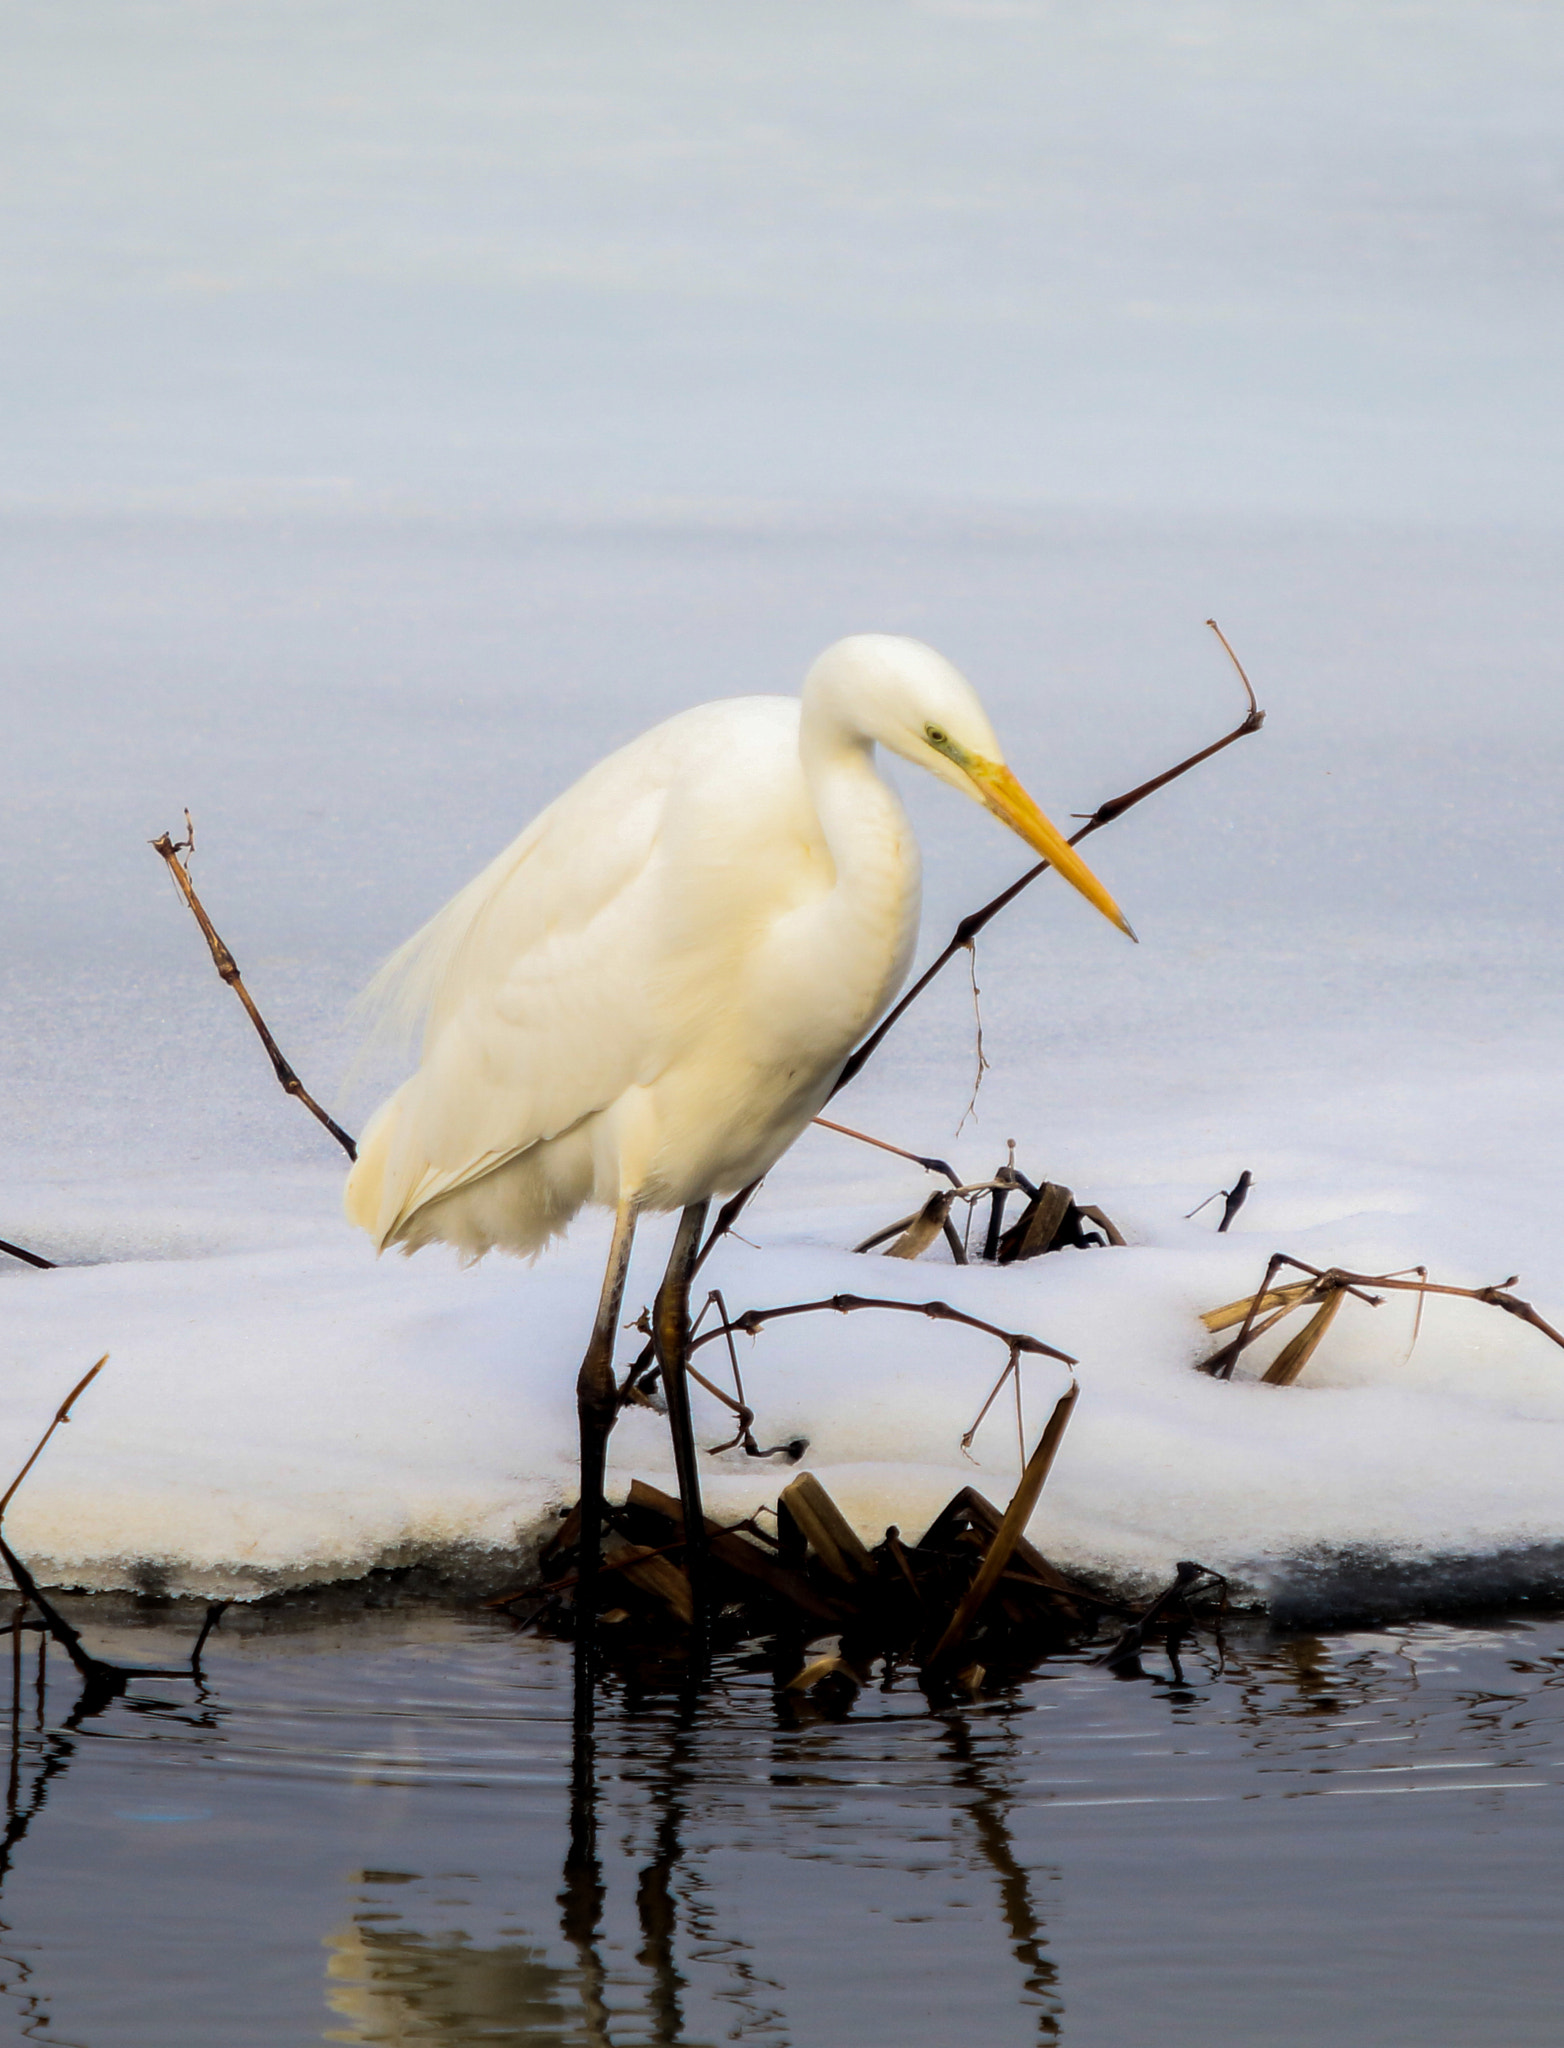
(1, 1603, 1561, 2047)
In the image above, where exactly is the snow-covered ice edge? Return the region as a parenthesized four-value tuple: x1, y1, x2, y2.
(4, 1182, 1563, 1616)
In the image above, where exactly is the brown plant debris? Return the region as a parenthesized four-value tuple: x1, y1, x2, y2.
(1094, 1561, 1229, 1680)
(506, 1356, 1204, 1707)
(1198, 1252, 1564, 1385)
(845, 1141, 1127, 1267)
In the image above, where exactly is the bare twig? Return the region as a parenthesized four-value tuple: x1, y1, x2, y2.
(699, 1290, 807, 1460)
(690, 1292, 1075, 1367)
(693, 1182, 762, 1275)
(1186, 1169, 1253, 1229)
(832, 621, 1264, 1097)
(961, 1342, 1024, 1456)
(812, 1117, 960, 1186)
(151, 827, 357, 1161)
(0, 1358, 108, 1523)
(0, 1238, 54, 1272)
(954, 944, 989, 1137)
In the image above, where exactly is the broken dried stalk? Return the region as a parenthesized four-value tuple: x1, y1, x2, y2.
(1199, 1252, 1564, 1386)
(1260, 1285, 1347, 1387)
(929, 1379, 1079, 1666)
(1201, 1280, 1319, 1332)
(883, 1190, 957, 1261)
(624, 1480, 842, 1621)
(777, 1472, 876, 1583)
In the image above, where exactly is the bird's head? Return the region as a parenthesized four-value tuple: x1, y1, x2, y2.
(804, 633, 1135, 941)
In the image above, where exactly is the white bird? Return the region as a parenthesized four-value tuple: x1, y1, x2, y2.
(345, 633, 1131, 1594)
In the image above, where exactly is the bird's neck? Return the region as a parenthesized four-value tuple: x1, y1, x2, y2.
(798, 707, 921, 956)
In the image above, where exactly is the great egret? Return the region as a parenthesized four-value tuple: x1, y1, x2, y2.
(345, 634, 1131, 1617)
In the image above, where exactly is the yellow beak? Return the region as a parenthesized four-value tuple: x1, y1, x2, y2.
(968, 760, 1136, 941)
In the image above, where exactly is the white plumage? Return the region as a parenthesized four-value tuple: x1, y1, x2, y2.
(345, 633, 1129, 1261)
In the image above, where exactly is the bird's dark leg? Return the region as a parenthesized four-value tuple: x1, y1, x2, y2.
(574, 1198, 639, 1731)
(654, 1200, 711, 1618)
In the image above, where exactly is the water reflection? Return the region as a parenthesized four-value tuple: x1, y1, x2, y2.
(315, 1649, 1068, 2047)
(0, 1606, 1559, 2047)
(324, 1920, 581, 2045)
(938, 1712, 1062, 2038)
(0, 1607, 227, 2045)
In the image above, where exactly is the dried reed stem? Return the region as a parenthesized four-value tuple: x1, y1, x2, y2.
(812, 1117, 960, 1186)
(151, 827, 357, 1161)
(1201, 1251, 1564, 1385)
(930, 1379, 1079, 1664)
(1260, 1284, 1347, 1386)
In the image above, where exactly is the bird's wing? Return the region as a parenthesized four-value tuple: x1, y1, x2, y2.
(349, 700, 800, 1246)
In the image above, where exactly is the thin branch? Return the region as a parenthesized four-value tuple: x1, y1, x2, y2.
(811, 1117, 961, 1187)
(151, 827, 357, 1161)
(831, 622, 1264, 1097)
(693, 1183, 763, 1276)
(961, 1342, 1023, 1455)
(0, 1358, 107, 1522)
(0, 1238, 54, 1272)
(691, 1291, 1076, 1366)
(954, 944, 989, 1137)
(697, 1290, 805, 1460)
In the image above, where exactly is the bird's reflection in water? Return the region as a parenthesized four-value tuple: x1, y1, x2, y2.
(323, 1920, 582, 2046)
(321, 1651, 1063, 2047)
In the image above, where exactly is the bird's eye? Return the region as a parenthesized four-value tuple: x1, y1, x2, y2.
(924, 724, 948, 747)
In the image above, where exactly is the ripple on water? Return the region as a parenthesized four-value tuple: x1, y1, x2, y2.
(0, 1609, 1560, 2047)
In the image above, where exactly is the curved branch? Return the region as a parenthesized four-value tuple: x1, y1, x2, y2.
(832, 622, 1263, 1095)
(690, 1291, 1076, 1366)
